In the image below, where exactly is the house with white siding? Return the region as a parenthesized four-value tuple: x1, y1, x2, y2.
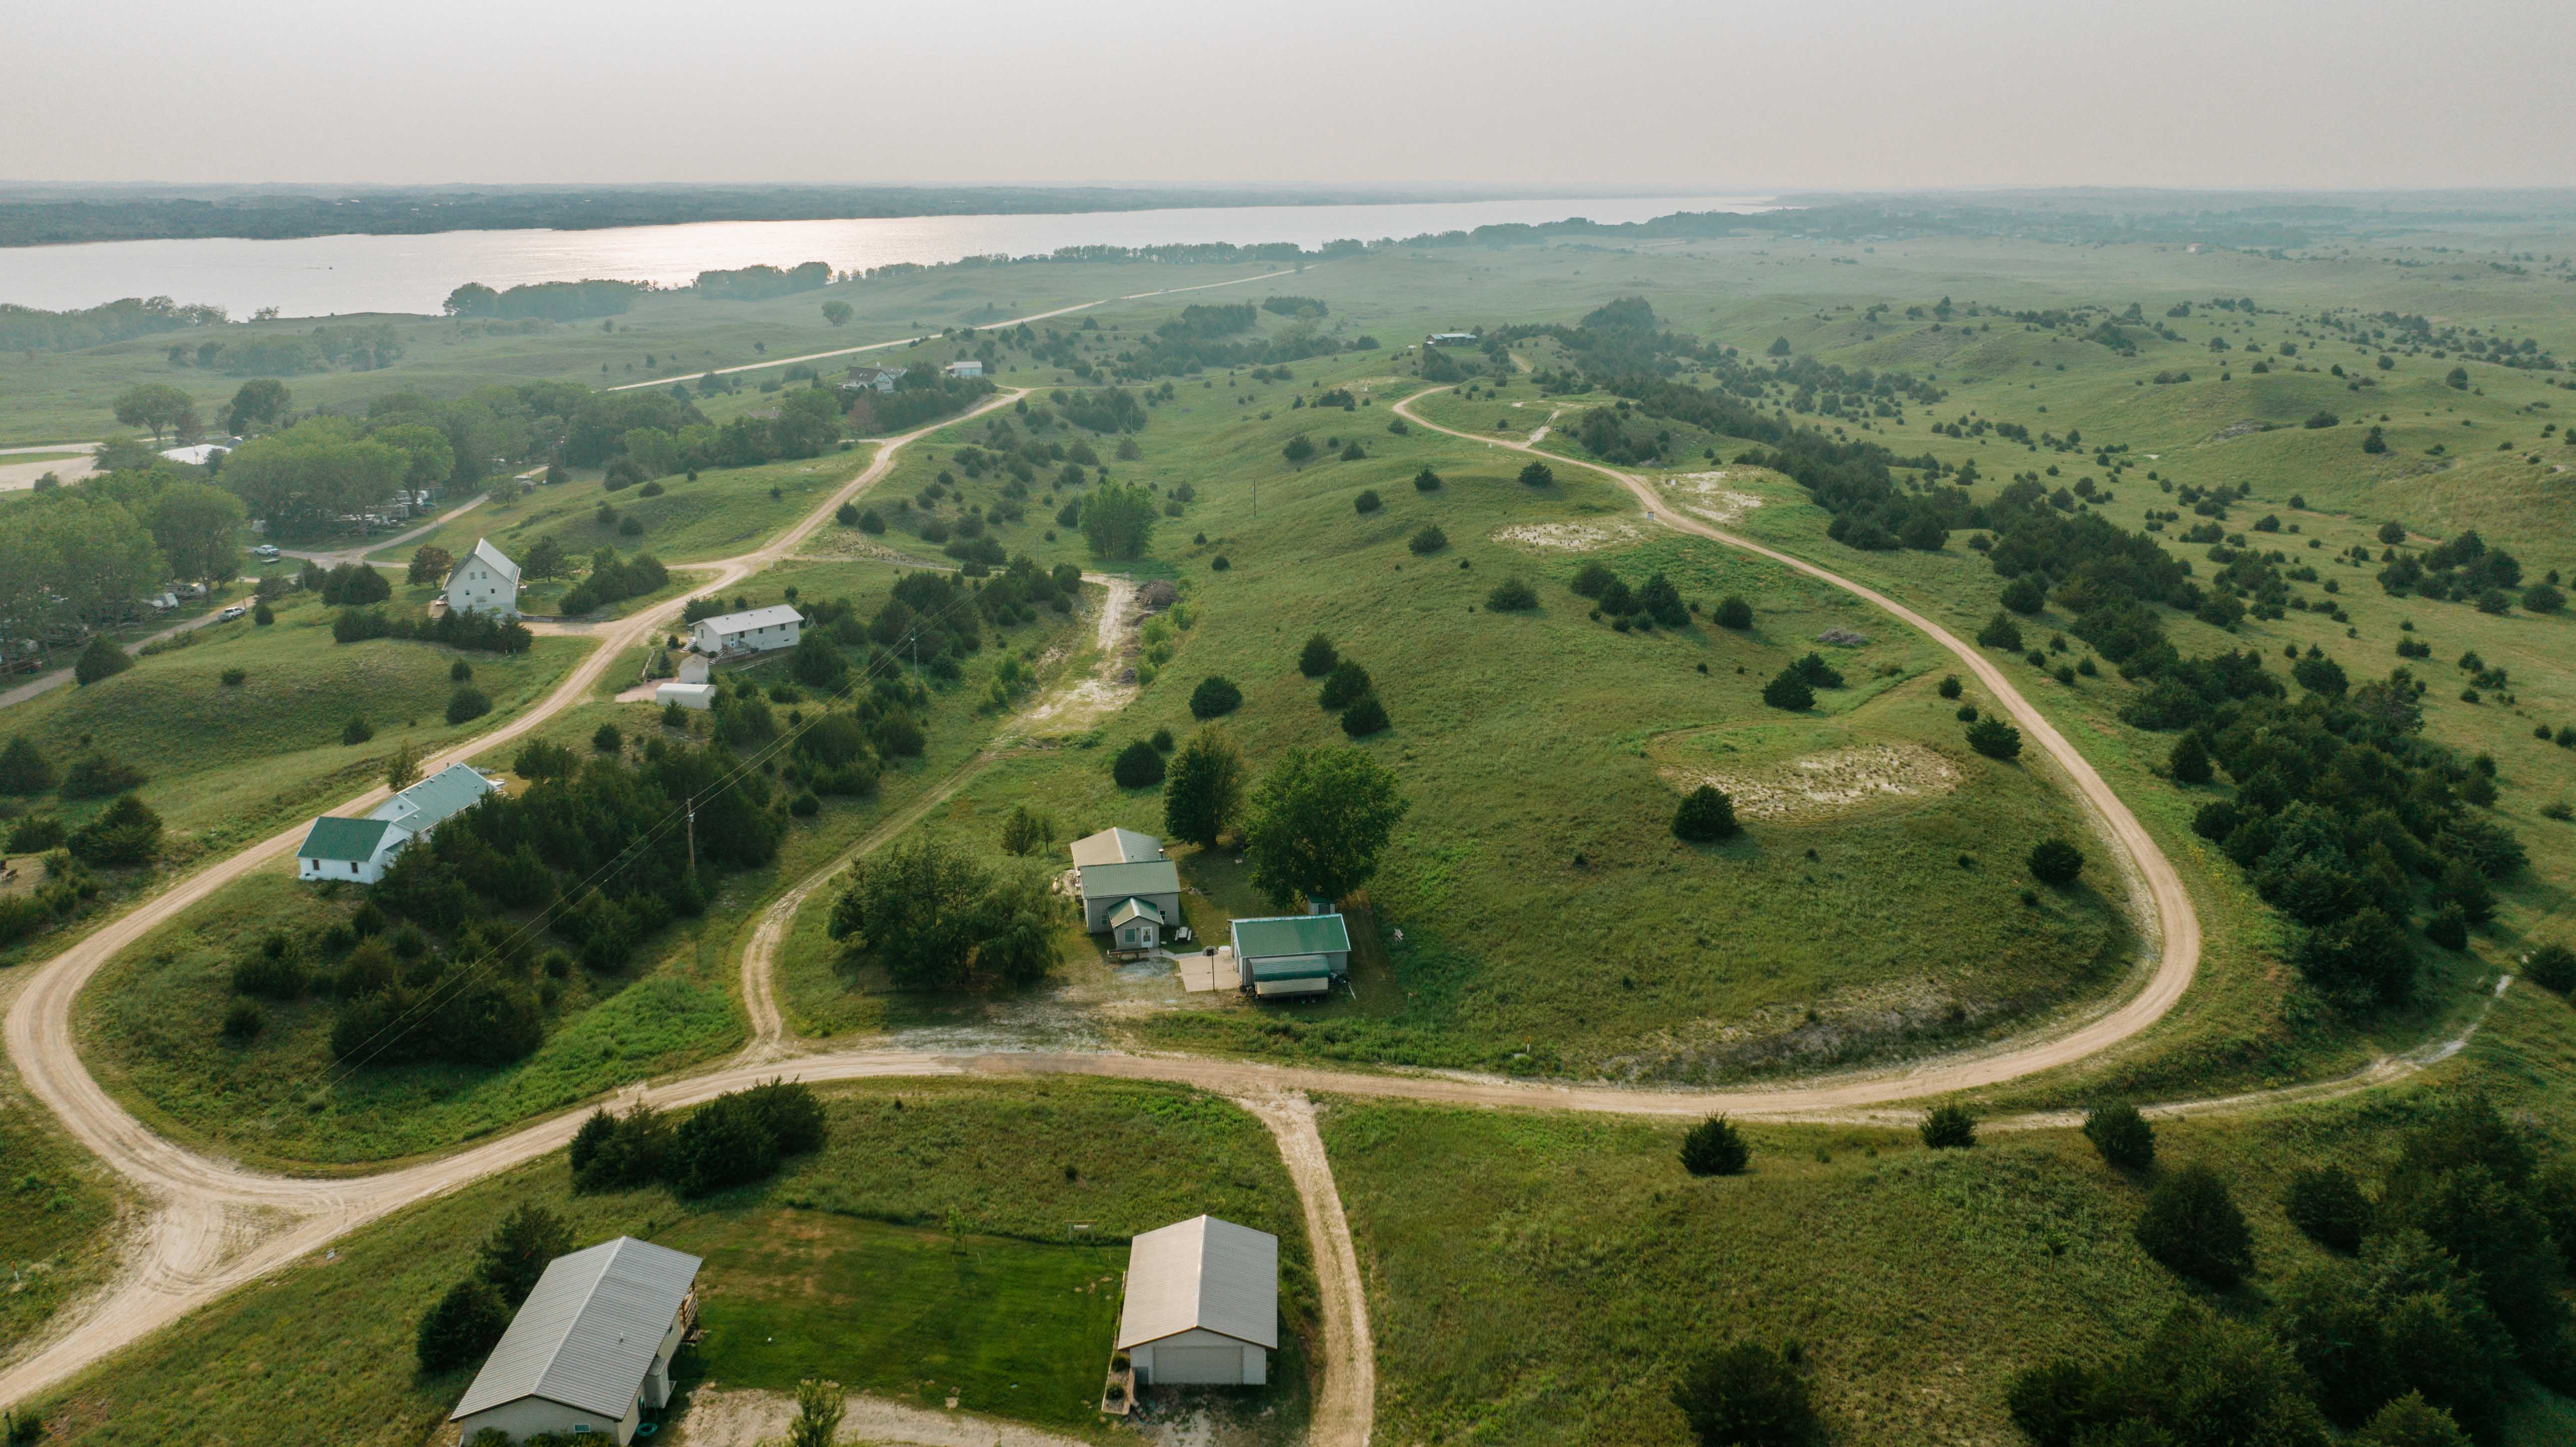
(449, 1237, 701, 1445)
(690, 604, 803, 657)
(1069, 828, 1183, 949)
(295, 763, 501, 884)
(1116, 1216, 1277, 1387)
(444, 538, 522, 618)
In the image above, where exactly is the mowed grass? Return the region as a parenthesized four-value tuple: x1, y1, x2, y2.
(1320, 979, 2576, 1447)
(778, 352, 2136, 1077)
(0, 1045, 122, 1360)
(73, 558, 1083, 1169)
(13, 1078, 1311, 1446)
(0, 587, 586, 845)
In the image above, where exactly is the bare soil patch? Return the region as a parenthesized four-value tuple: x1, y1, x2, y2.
(1490, 518, 1644, 552)
(1662, 741, 1960, 822)
(1657, 471, 1767, 525)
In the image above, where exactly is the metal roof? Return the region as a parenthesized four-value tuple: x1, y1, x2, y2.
(451, 1237, 702, 1422)
(1069, 826, 1165, 868)
(1230, 914, 1351, 961)
(1115, 1216, 1278, 1351)
(297, 815, 397, 863)
(370, 763, 499, 833)
(1247, 952, 1333, 981)
(448, 537, 520, 589)
(1077, 859, 1180, 901)
(1108, 897, 1166, 928)
(697, 604, 805, 635)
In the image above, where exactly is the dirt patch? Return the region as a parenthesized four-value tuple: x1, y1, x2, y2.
(1658, 472, 1765, 525)
(671, 1385, 1094, 1447)
(2204, 420, 2276, 443)
(1662, 741, 1960, 822)
(1491, 519, 1644, 552)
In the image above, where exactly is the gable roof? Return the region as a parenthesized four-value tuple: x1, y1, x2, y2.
(1076, 859, 1179, 901)
(452, 1237, 702, 1422)
(297, 815, 398, 864)
(696, 604, 804, 635)
(1231, 914, 1351, 960)
(369, 763, 498, 833)
(448, 537, 520, 589)
(1069, 826, 1165, 868)
(1108, 897, 1165, 928)
(1117, 1215, 1278, 1351)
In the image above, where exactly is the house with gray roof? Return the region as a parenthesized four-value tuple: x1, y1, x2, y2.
(450, 1236, 702, 1445)
(1069, 828, 1181, 949)
(445, 537, 522, 618)
(1116, 1216, 1277, 1387)
(1230, 913, 1352, 999)
(295, 763, 501, 885)
(690, 604, 804, 657)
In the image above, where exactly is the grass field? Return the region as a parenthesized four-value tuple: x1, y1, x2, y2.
(0, 1024, 121, 1363)
(12, 1078, 1310, 1445)
(70, 557, 1084, 1169)
(1320, 977, 2576, 1447)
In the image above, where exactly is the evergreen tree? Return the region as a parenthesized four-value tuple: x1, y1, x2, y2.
(2136, 1164, 2253, 1286)
(0, 737, 53, 795)
(1680, 1115, 1751, 1176)
(1674, 785, 1740, 842)
(2168, 730, 2212, 785)
(1163, 728, 1248, 848)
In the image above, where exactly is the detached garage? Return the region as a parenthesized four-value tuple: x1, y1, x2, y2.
(1116, 1215, 1278, 1388)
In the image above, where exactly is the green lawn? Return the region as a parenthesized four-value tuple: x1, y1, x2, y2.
(11, 1078, 1310, 1446)
(0, 1044, 121, 1361)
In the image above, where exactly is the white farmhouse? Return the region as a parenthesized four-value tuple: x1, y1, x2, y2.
(843, 364, 903, 393)
(295, 763, 501, 884)
(449, 1237, 701, 1446)
(444, 538, 522, 618)
(1116, 1216, 1278, 1387)
(1069, 827, 1183, 948)
(690, 604, 803, 657)
(945, 359, 984, 379)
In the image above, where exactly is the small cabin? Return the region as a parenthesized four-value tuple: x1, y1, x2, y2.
(1070, 827, 1182, 949)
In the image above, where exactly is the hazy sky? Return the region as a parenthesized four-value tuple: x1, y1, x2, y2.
(9, 0, 2573, 190)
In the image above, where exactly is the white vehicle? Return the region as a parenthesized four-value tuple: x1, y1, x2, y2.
(217, 604, 248, 621)
(250, 543, 281, 559)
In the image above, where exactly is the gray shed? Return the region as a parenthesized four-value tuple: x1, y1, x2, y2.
(449, 1237, 702, 1445)
(1116, 1215, 1278, 1387)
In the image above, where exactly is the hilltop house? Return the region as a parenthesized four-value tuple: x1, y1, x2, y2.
(1070, 827, 1182, 950)
(295, 763, 501, 884)
(449, 1237, 701, 1446)
(945, 359, 984, 379)
(444, 538, 522, 618)
(842, 364, 903, 393)
(1230, 913, 1352, 999)
(1425, 332, 1479, 347)
(1116, 1216, 1278, 1387)
(690, 604, 803, 657)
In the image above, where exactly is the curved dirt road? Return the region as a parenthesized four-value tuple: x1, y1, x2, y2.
(1390, 388, 2203, 1102)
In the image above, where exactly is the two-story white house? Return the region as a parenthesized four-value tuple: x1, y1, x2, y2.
(444, 538, 522, 618)
(690, 604, 803, 657)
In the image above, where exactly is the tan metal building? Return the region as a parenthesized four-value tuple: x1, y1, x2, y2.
(1116, 1215, 1278, 1387)
(449, 1237, 701, 1445)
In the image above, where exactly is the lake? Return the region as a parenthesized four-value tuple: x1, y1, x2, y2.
(0, 194, 1774, 319)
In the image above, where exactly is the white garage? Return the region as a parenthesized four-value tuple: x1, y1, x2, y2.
(1116, 1215, 1278, 1388)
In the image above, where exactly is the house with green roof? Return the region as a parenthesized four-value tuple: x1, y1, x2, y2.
(296, 763, 501, 885)
(1070, 827, 1183, 950)
(1230, 913, 1352, 999)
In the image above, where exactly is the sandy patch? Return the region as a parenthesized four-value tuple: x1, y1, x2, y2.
(1491, 518, 1644, 552)
(1664, 741, 1960, 821)
(672, 1385, 1093, 1447)
(1659, 472, 1765, 525)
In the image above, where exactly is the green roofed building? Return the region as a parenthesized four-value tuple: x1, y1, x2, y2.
(1070, 827, 1182, 948)
(1230, 913, 1351, 999)
(296, 763, 502, 886)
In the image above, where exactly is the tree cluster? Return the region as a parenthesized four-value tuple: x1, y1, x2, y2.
(826, 835, 1058, 990)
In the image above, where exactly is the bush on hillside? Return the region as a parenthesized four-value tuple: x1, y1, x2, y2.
(1112, 739, 1166, 788)
(1715, 595, 1753, 630)
(1674, 785, 1740, 843)
(1189, 675, 1242, 719)
(6, 813, 67, 853)
(2135, 1164, 2253, 1287)
(416, 1279, 509, 1373)
(1408, 524, 1447, 555)
(1485, 577, 1538, 611)
(1967, 717, 2023, 759)
(1571, 562, 1615, 599)
(1517, 461, 1554, 487)
(2008, 1305, 2329, 1447)
(1669, 1342, 1821, 1447)
(1319, 660, 1372, 710)
(1340, 695, 1390, 738)
(1976, 612, 2024, 652)
(446, 686, 492, 725)
(59, 753, 148, 798)
(2082, 1101, 2155, 1171)
(1760, 668, 1814, 712)
(1298, 633, 1337, 677)
(220, 1000, 264, 1042)
(2524, 942, 2575, 993)
(73, 636, 131, 686)
(1920, 1103, 1977, 1149)
(66, 794, 162, 867)
(1413, 466, 1443, 492)
(2168, 730, 2213, 784)
(2028, 838, 2085, 886)
(1680, 1115, 1751, 1176)
(1353, 489, 1382, 514)
(1937, 674, 1962, 700)
(0, 736, 55, 794)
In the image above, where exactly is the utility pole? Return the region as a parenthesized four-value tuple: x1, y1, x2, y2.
(685, 796, 697, 875)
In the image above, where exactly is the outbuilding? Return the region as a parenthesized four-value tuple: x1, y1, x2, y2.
(691, 604, 804, 657)
(1116, 1216, 1277, 1388)
(445, 538, 522, 618)
(945, 359, 984, 379)
(450, 1237, 702, 1445)
(1069, 827, 1182, 944)
(1230, 914, 1352, 999)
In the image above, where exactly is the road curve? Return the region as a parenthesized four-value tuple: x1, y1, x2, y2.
(1389, 387, 2204, 1104)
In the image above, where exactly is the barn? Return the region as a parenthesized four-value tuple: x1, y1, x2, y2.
(449, 1237, 702, 1445)
(1115, 1216, 1277, 1388)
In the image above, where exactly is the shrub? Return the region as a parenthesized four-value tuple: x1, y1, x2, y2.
(416, 1278, 509, 1372)
(1680, 1115, 1751, 1176)
(252, 602, 273, 625)
(2135, 1164, 2253, 1286)
(230, 950, 306, 1001)
(1715, 595, 1753, 630)
(1485, 577, 1538, 611)
(2283, 1166, 2371, 1253)
(342, 716, 375, 746)
(220, 667, 247, 687)
(1759, 668, 1813, 711)
(1517, 461, 1554, 487)
(1674, 785, 1739, 842)
(1937, 674, 1962, 700)
(1571, 562, 1615, 599)
(1413, 466, 1442, 491)
(67, 794, 163, 866)
(1298, 633, 1338, 676)
(1966, 717, 2023, 759)
(592, 723, 622, 753)
(1408, 523, 1447, 554)
(2082, 1101, 2155, 1171)
(2525, 941, 2576, 992)
(1353, 489, 1382, 514)
(1920, 1103, 1976, 1149)
(6, 813, 66, 852)
(1319, 659, 1373, 710)
(2028, 838, 2084, 886)
(1670, 1342, 1820, 1447)
(2002, 575, 2049, 615)
(2351, 1393, 2474, 1447)
(1112, 740, 1166, 788)
(1788, 652, 1842, 689)
(0, 736, 54, 794)
(2525, 582, 2566, 614)
(60, 754, 148, 798)
(446, 686, 492, 724)
(1189, 675, 1242, 719)
(73, 636, 130, 685)
(220, 1000, 264, 1042)
(1340, 695, 1390, 737)
(2168, 730, 2212, 784)
(1976, 612, 2024, 652)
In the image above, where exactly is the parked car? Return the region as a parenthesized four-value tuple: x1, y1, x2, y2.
(250, 544, 281, 559)
(217, 604, 248, 621)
